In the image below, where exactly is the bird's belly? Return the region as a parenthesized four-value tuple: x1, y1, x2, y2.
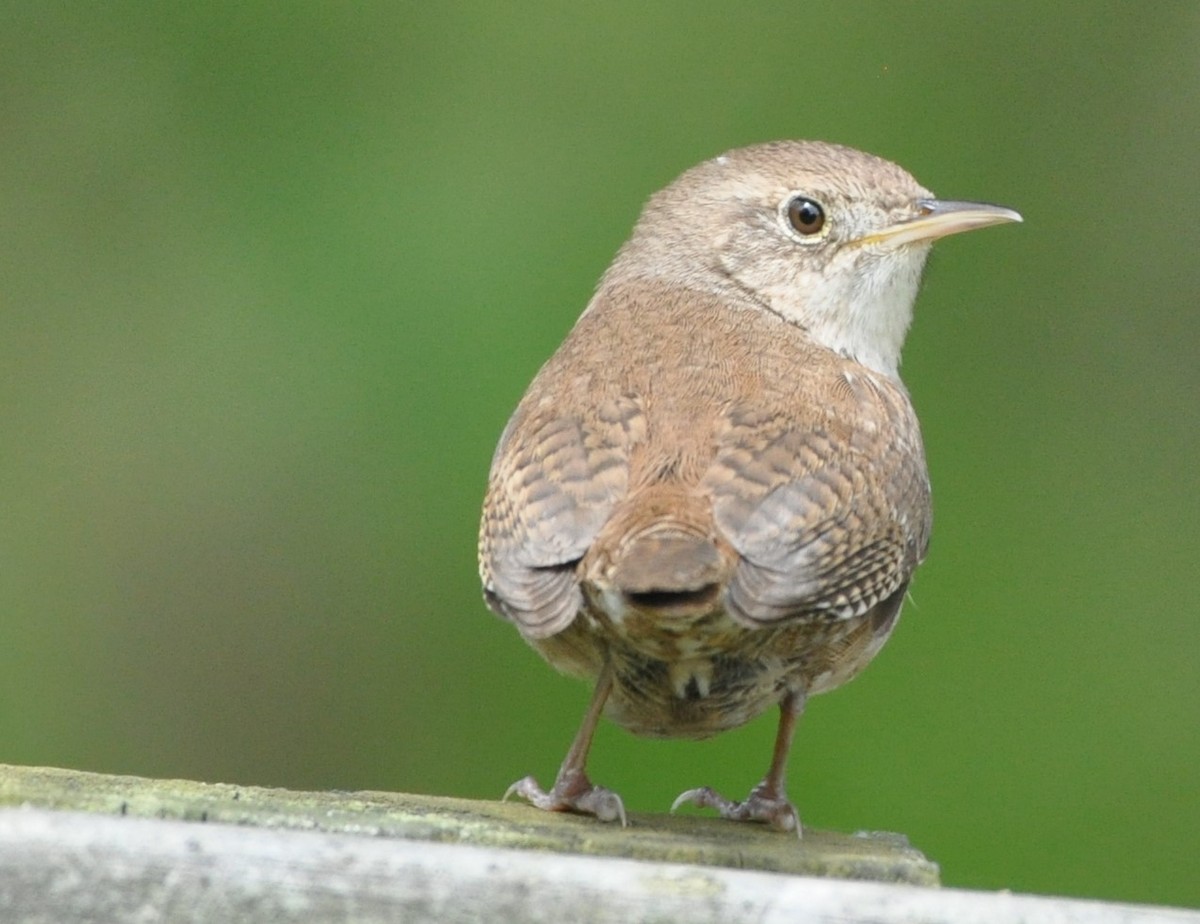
(528, 600, 898, 739)
(607, 610, 894, 738)
(604, 648, 789, 738)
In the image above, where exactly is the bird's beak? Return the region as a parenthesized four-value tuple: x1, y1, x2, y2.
(858, 199, 1022, 248)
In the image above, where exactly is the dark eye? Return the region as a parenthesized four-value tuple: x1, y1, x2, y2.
(786, 196, 826, 236)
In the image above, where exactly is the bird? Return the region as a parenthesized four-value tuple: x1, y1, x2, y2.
(478, 140, 1020, 833)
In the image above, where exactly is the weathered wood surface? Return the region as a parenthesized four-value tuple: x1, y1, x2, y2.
(2, 806, 1197, 924)
(2, 764, 1197, 923)
(0, 763, 938, 884)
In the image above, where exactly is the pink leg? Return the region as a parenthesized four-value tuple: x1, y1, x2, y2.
(504, 662, 627, 826)
(671, 690, 806, 835)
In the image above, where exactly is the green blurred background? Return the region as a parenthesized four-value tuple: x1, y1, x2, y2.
(2, 2, 1197, 908)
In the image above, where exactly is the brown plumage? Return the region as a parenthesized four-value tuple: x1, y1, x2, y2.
(479, 140, 1020, 832)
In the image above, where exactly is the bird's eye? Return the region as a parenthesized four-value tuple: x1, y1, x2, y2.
(785, 196, 826, 237)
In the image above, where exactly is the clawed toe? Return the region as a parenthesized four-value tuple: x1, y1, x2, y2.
(504, 770, 628, 826)
(671, 782, 801, 835)
(671, 786, 733, 815)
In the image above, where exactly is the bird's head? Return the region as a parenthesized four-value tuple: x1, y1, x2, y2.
(607, 140, 1021, 378)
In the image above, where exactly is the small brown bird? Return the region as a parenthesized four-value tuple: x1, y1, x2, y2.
(479, 140, 1020, 833)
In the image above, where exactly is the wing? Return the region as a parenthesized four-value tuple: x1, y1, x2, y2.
(479, 395, 642, 638)
(706, 373, 931, 626)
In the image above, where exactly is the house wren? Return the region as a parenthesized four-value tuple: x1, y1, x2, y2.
(479, 140, 1020, 833)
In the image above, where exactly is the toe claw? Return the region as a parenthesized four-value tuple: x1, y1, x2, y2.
(576, 785, 628, 827)
(769, 802, 802, 837)
(669, 789, 697, 814)
(670, 786, 732, 815)
(670, 784, 802, 836)
(503, 772, 627, 826)
(502, 775, 541, 804)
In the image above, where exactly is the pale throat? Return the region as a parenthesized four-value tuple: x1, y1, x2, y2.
(766, 249, 927, 379)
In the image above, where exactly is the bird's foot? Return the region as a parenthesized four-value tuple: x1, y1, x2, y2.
(671, 781, 801, 835)
(504, 767, 628, 826)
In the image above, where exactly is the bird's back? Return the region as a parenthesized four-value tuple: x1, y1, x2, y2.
(480, 277, 930, 737)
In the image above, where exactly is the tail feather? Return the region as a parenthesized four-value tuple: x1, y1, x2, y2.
(611, 530, 725, 595)
(581, 488, 733, 615)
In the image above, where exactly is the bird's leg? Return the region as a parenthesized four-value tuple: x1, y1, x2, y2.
(504, 660, 627, 826)
(671, 689, 806, 835)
